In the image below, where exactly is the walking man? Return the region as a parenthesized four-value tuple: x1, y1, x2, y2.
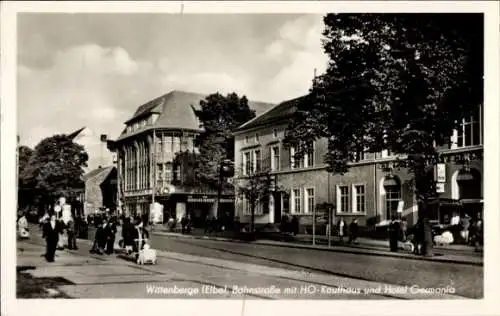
(42, 214, 62, 262)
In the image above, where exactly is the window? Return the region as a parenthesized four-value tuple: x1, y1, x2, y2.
(290, 147, 304, 169)
(245, 136, 249, 144)
(273, 129, 278, 138)
(290, 142, 314, 169)
(244, 152, 251, 175)
(385, 186, 401, 220)
(337, 185, 349, 213)
(456, 106, 482, 147)
(141, 120, 147, 128)
(306, 142, 314, 167)
(305, 188, 315, 214)
(254, 150, 261, 172)
(243, 194, 252, 215)
(354, 185, 365, 213)
(172, 137, 181, 153)
(355, 150, 365, 162)
(151, 113, 159, 124)
(271, 146, 280, 171)
(255, 133, 259, 142)
(165, 163, 172, 183)
(292, 189, 301, 214)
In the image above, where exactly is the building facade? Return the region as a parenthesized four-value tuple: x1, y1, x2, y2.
(82, 166, 117, 217)
(110, 90, 274, 225)
(234, 97, 483, 231)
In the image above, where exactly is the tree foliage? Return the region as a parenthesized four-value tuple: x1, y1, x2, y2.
(194, 92, 256, 188)
(172, 150, 200, 188)
(236, 169, 274, 232)
(285, 13, 483, 212)
(19, 134, 89, 210)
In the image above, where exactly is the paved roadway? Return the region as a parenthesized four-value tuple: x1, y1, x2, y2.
(149, 234, 483, 299)
(17, 225, 482, 299)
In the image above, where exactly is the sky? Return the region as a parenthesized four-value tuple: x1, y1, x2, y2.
(17, 13, 329, 170)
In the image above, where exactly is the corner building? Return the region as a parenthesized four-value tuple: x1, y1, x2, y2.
(234, 97, 483, 231)
(113, 90, 274, 224)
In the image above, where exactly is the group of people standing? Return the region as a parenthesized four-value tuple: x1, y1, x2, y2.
(90, 216, 118, 255)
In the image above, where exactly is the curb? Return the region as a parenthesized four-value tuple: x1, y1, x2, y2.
(152, 231, 483, 266)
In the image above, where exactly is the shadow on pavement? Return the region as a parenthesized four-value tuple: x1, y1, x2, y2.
(17, 266, 74, 299)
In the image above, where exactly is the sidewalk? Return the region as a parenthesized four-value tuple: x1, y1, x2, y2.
(16, 234, 471, 299)
(152, 230, 483, 266)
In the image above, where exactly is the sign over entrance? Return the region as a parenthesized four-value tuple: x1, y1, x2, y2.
(396, 200, 404, 213)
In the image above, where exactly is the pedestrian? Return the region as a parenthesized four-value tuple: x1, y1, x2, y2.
(105, 217, 117, 255)
(413, 218, 424, 255)
(122, 217, 135, 254)
(460, 214, 471, 244)
(90, 219, 105, 255)
(421, 217, 434, 257)
(66, 216, 78, 250)
(132, 218, 149, 253)
(388, 216, 400, 252)
(291, 216, 299, 236)
(181, 215, 188, 234)
(42, 214, 62, 262)
(338, 218, 345, 242)
(18, 213, 29, 239)
(348, 219, 359, 244)
(400, 217, 408, 241)
(472, 213, 483, 252)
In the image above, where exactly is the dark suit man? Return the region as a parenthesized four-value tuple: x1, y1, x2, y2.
(42, 214, 62, 262)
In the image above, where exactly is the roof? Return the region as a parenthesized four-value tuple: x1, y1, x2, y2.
(235, 95, 307, 132)
(83, 166, 115, 182)
(67, 127, 86, 139)
(117, 90, 275, 141)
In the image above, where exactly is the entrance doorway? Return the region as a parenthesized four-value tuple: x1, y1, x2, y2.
(273, 192, 282, 223)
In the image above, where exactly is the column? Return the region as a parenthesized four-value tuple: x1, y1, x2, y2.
(134, 141, 140, 190)
(124, 146, 128, 191)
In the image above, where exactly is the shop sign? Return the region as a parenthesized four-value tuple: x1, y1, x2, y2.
(396, 201, 404, 213)
(436, 163, 446, 183)
(436, 183, 445, 193)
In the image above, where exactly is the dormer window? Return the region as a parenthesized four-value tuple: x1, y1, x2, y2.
(151, 113, 160, 124)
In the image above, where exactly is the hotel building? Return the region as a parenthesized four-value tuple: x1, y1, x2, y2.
(233, 97, 483, 230)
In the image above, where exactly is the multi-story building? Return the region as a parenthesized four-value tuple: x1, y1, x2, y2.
(109, 90, 274, 225)
(234, 97, 483, 230)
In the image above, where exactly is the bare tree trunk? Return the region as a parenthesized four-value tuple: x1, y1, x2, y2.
(250, 202, 255, 233)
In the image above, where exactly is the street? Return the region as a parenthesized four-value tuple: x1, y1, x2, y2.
(16, 227, 482, 299)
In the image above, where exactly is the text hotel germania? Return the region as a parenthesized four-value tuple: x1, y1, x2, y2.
(145, 284, 456, 297)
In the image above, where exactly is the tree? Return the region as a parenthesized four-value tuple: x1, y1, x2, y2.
(236, 169, 274, 233)
(194, 93, 256, 188)
(17, 145, 34, 210)
(285, 13, 483, 219)
(20, 134, 89, 213)
(172, 150, 201, 189)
